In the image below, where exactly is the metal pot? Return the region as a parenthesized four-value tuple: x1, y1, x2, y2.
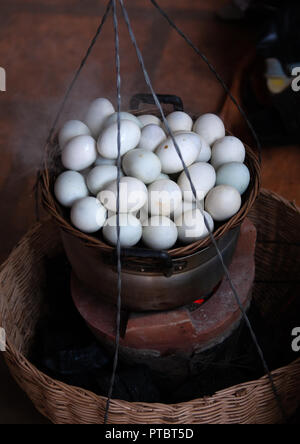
(61, 226, 240, 312)
(60, 94, 241, 312)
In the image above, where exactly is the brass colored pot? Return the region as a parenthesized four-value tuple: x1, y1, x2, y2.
(61, 226, 240, 312)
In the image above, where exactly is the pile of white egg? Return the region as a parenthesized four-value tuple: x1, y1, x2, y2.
(54, 97, 251, 251)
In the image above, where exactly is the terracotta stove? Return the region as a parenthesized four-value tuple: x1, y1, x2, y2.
(72, 219, 256, 384)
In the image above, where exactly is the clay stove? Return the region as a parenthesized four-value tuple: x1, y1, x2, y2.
(72, 219, 256, 384)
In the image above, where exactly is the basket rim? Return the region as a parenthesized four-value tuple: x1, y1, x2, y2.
(40, 110, 261, 259)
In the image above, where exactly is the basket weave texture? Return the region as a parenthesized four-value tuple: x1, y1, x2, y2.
(40, 111, 261, 259)
(0, 189, 300, 424)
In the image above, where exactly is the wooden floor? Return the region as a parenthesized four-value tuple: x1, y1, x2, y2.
(0, 0, 299, 424)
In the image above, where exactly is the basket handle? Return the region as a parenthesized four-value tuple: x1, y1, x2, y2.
(130, 93, 184, 112)
(119, 247, 174, 277)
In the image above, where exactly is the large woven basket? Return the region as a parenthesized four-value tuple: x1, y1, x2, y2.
(40, 109, 261, 259)
(0, 189, 299, 424)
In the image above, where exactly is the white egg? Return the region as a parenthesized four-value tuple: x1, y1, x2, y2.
(205, 185, 242, 222)
(71, 197, 107, 233)
(148, 179, 182, 217)
(154, 173, 170, 181)
(99, 176, 148, 213)
(175, 209, 214, 244)
(139, 124, 166, 152)
(195, 135, 212, 162)
(97, 120, 141, 159)
(211, 136, 246, 170)
(173, 131, 202, 151)
(122, 149, 161, 184)
(86, 165, 123, 195)
(177, 162, 216, 202)
(103, 111, 142, 129)
(203, 211, 215, 233)
(142, 216, 178, 250)
(165, 111, 193, 133)
(61, 135, 97, 171)
(216, 162, 250, 195)
(84, 98, 115, 138)
(103, 213, 142, 247)
(58, 120, 91, 148)
(54, 171, 89, 208)
(172, 200, 204, 221)
(155, 133, 200, 174)
(138, 114, 161, 127)
(193, 113, 225, 146)
(95, 156, 117, 166)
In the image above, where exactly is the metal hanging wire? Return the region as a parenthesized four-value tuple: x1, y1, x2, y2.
(104, 0, 123, 424)
(35, 0, 113, 220)
(35, 0, 287, 424)
(104, 0, 286, 423)
(46, 1, 113, 146)
(150, 0, 262, 164)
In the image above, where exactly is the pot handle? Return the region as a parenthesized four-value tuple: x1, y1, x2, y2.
(130, 93, 184, 112)
(120, 247, 174, 278)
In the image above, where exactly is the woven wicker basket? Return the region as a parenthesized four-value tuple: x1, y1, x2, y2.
(40, 109, 261, 259)
(0, 189, 299, 424)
